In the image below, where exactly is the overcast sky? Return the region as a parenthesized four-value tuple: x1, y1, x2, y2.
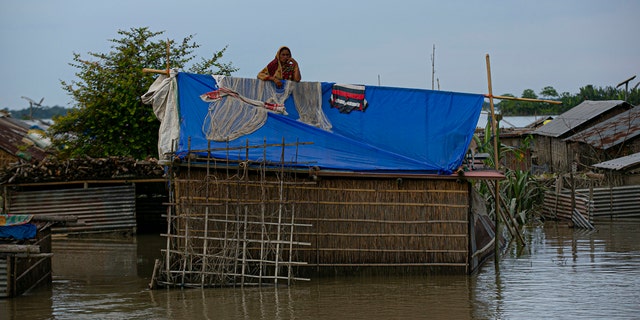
(1, 0, 638, 110)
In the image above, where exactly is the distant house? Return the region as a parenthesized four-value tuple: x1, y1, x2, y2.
(532, 100, 634, 173)
(564, 106, 640, 172)
(0, 111, 49, 169)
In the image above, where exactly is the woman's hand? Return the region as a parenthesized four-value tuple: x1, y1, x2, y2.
(268, 75, 283, 88)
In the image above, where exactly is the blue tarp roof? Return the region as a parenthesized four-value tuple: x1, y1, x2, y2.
(172, 73, 483, 175)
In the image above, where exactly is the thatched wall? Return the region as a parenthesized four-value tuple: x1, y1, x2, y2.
(157, 163, 479, 287)
(295, 176, 470, 270)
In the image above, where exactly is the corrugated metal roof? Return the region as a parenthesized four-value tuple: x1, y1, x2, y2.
(592, 152, 640, 171)
(0, 113, 48, 162)
(533, 100, 629, 138)
(565, 106, 640, 150)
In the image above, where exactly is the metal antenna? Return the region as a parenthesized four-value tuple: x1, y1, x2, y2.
(616, 75, 636, 101)
(20, 96, 44, 120)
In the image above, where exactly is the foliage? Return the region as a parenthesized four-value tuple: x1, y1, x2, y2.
(472, 121, 546, 225)
(500, 169, 546, 224)
(50, 27, 237, 159)
(3, 105, 69, 121)
(496, 84, 640, 116)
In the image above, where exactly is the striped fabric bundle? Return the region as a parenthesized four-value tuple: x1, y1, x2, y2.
(330, 84, 368, 114)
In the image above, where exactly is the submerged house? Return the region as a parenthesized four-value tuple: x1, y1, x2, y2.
(564, 106, 640, 175)
(532, 100, 634, 173)
(0, 214, 71, 298)
(142, 72, 503, 287)
(536, 103, 640, 224)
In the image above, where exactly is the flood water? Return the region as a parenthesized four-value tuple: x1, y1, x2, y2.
(2, 221, 640, 320)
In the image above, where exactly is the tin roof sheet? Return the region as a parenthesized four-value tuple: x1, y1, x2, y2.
(0, 113, 48, 161)
(565, 106, 640, 150)
(593, 152, 640, 171)
(534, 100, 629, 138)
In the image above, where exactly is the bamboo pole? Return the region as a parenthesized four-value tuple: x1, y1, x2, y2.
(274, 138, 286, 285)
(201, 140, 211, 287)
(141, 39, 171, 75)
(485, 181, 526, 247)
(484, 94, 562, 105)
(142, 68, 169, 75)
(0, 244, 41, 253)
(166, 39, 170, 76)
(486, 54, 501, 264)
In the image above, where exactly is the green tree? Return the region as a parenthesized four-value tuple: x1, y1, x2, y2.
(497, 89, 539, 116)
(539, 86, 558, 99)
(50, 27, 237, 159)
(521, 88, 538, 99)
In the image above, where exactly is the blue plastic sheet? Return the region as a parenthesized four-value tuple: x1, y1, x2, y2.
(174, 73, 483, 174)
(0, 224, 37, 240)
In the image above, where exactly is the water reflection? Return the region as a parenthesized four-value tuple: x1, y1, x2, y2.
(2, 222, 639, 320)
(475, 222, 640, 320)
(141, 274, 478, 320)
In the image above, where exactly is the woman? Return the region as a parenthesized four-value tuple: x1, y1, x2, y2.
(257, 46, 301, 88)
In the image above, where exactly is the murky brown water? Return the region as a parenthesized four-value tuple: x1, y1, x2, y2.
(2, 221, 639, 320)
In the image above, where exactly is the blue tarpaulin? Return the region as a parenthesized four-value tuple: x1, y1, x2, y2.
(0, 224, 37, 240)
(153, 73, 483, 175)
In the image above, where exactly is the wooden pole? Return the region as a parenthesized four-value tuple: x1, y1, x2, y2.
(484, 94, 562, 105)
(142, 68, 169, 75)
(141, 39, 171, 75)
(166, 39, 171, 75)
(485, 54, 501, 264)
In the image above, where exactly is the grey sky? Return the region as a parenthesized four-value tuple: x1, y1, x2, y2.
(1, 0, 638, 110)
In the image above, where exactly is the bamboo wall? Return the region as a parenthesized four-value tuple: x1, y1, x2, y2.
(154, 157, 476, 288)
(294, 176, 470, 272)
(534, 136, 572, 173)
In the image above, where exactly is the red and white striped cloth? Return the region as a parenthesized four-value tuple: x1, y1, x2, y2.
(329, 84, 368, 113)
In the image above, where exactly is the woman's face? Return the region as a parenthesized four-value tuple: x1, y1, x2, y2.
(278, 49, 292, 63)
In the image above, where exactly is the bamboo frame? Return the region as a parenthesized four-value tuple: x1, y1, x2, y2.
(151, 139, 481, 287)
(142, 39, 172, 75)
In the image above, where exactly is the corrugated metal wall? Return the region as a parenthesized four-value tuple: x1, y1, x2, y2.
(6, 185, 136, 234)
(542, 185, 640, 222)
(0, 257, 8, 297)
(542, 190, 593, 222)
(579, 185, 640, 220)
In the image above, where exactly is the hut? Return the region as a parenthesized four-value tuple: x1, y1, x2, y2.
(476, 111, 554, 172)
(1, 157, 168, 236)
(538, 105, 640, 225)
(0, 214, 74, 298)
(532, 100, 634, 173)
(564, 106, 640, 177)
(142, 72, 504, 288)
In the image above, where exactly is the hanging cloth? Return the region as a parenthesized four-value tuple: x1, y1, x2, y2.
(329, 84, 368, 114)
